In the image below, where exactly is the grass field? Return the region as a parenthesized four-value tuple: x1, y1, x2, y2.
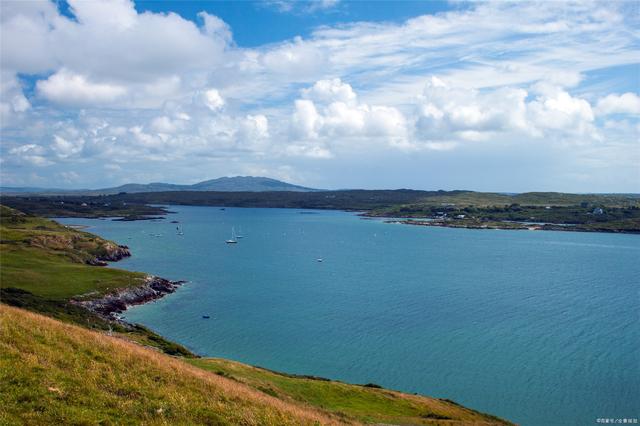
(0, 205, 144, 300)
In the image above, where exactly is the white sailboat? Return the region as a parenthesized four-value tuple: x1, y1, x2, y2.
(225, 227, 238, 244)
(236, 226, 244, 239)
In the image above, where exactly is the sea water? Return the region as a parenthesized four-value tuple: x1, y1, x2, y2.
(57, 205, 640, 425)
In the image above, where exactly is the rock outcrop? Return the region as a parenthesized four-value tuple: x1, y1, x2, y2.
(86, 243, 131, 266)
(97, 243, 131, 262)
(75, 276, 186, 318)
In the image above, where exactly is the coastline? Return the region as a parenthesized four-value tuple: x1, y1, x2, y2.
(74, 275, 187, 322)
(372, 216, 640, 234)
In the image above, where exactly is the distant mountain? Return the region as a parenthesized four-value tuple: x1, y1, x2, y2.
(189, 176, 316, 192)
(1, 176, 318, 195)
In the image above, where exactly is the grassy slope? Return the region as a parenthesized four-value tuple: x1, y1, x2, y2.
(0, 205, 144, 300)
(190, 358, 512, 426)
(0, 305, 341, 426)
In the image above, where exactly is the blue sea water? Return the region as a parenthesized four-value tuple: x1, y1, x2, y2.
(58, 205, 640, 425)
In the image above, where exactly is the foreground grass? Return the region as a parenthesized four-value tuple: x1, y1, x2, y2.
(0, 305, 342, 426)
(190, 358, 513, 425)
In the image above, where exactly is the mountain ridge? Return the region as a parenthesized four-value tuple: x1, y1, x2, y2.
(0, 176, 318, 195)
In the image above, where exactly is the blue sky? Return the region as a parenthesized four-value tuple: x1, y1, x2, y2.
(134, 1, 457, 47)
(1, 0, 639, 192)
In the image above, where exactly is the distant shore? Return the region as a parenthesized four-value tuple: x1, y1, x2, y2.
(378, 217, 640, 234)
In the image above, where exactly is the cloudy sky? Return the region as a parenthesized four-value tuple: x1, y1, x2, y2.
(1, 0, 638, 192)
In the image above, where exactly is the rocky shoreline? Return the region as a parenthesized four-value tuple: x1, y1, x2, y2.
(86, 243, 132, 266)
(74, 276, 186, 320)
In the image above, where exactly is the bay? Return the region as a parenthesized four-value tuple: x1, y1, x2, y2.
(58, 205, 640, 426)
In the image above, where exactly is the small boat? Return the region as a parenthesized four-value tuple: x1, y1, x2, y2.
(236, 226, 244, 239)
(317, 258, 323, 262)
(176, 226, 184, 235)
(226, 227, 238, 244)
(202, 315, 210, 319)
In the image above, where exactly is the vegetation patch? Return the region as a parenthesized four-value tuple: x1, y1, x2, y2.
(189, 358, 514, 425)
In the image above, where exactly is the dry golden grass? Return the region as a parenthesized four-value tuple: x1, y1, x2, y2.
(0, 304, 350, 425)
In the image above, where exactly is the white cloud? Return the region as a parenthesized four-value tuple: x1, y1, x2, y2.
(289, 79, 409, 154)
(527, 85, 595, 137)
(198, 12, 232, 45)
(8, 144, 52, 166)
(302, 78, 357, 105)
(151, 116, 181, 134)
(37, 69, 127, 106)
(240, 114, 269, 140)
(596, 93, 640, 116)
(264, 0, 341, 14)
(0, 0, 638, 191)
(415, 77, 598, 145)
(291, 99, 323, 140)
(261, 36, 327, 78)
(415, 77, 528, 144)
(203, 89, 225, 111)
(52, 135, 85, 159)
(0, 72, 31, 126)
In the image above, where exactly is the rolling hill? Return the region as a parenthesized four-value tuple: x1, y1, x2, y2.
(0, 176, 318, 195)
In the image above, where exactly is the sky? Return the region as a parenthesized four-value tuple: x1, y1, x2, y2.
(0, 0, 639, 192)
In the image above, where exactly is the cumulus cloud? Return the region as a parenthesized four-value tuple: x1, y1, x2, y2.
(0, 72, 31, 126)
(8, 144, 52, 166)
(596, 93, 640, 116)
(0, 0, 637, 190)
(198, 12, 233, 45)
(289, 78, 408, 154)
(240, 114, 269, 140)
(203, 89, 225, 111)
(1, 0, 231, 111)
(52, 135, 85, 159)
(415, 77, 598, 145)
(302, 78, 357, 105)
(37, 69, 127, 106)
(261, 36, 327, 78)
(415, 76, 529, 143)
(527, 84, 595, 137)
